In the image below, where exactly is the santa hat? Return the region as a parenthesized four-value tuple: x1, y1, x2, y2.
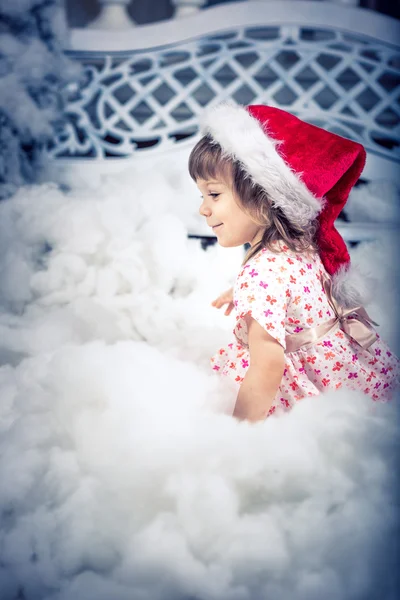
(201, 103, 367, 307)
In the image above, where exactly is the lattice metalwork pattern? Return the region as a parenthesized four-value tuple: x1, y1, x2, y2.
(50, 26, 400, 163)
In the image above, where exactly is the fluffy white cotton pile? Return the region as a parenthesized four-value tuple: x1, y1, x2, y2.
(0, 155, 399, 600)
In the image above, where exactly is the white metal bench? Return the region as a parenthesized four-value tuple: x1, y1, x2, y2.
(51, 1, 400, 242)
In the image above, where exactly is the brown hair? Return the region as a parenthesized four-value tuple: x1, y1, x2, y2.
(189, 135, 318, 263)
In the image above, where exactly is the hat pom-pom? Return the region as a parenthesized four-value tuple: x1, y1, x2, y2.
(332, 263, 373, 308)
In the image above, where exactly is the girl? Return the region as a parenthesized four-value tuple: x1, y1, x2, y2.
(189, 104, 399, 422)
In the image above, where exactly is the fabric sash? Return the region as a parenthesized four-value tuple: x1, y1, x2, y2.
(285, 275, 378, 354)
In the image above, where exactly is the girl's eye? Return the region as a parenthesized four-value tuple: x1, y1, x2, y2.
(209, 193, 220, 198)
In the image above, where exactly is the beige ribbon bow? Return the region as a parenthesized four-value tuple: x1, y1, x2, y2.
(285, 275, 378, 353)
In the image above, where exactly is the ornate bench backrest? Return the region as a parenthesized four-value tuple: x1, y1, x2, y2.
(51, 1, 400, 182)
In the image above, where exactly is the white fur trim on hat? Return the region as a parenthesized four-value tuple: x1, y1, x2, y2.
(201, 103, 323, 228)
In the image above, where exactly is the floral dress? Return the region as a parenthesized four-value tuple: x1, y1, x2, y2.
(211, 244, 399, 416)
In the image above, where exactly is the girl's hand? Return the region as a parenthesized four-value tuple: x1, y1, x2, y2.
(211, 287, 234, 316)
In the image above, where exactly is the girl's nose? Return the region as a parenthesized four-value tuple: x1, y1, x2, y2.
(199, 201, 211, 217)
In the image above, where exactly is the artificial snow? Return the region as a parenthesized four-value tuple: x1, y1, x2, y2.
(0, 156, 399, 600)
(0, 0, 79, 198)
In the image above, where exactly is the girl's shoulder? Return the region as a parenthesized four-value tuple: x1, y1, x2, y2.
(238, 244, 324, 286)
(249, 243, 319, 268)
(236, 245, 290, 285)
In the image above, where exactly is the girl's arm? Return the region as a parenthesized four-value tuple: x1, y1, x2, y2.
(233, 315, 285, 422)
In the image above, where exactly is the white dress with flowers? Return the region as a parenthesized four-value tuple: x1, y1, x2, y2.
(211, 245, 399, 416)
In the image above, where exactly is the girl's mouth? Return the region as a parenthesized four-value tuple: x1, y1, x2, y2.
(212, 223, 223, 230)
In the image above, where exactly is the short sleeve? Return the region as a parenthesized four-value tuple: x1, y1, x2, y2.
(233, 251, 289, 350)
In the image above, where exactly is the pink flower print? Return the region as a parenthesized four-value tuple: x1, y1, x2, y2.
(332, 361, 343, 371)
(369, 357, 378, 365)
(288, 317, 301, 325)
(305, 303, 312, 311)
(322, 378, 330, 386)
(213, 365, 220, 371)
(264, 309, 273, 317)
(281, 398, 290, 408)
(287, 257, 294, 265)
(375, 348, 381, 356)
(259, 281, 268, 289)
(348, 372, 358, 379)
(249, 268, 258, 277)
(228, 343, 233, 349)
(314, 369, 321, 375)
(307, 263, 312, 269)
(352, 354, 358, 362)
(384, 383, 389, 389)
(304, 286, 310, 293)
(387, 351, 392, 357)
(234, 300, 238, 307)
(323, 340, 333, 347)
(374, 382, 382, 389)
(299, 268, 306, 275)
(381, 367, 389, 375)
(294, 326, 303, 333)
(241, 358, 249, 369)
(235, 375, 244, 383)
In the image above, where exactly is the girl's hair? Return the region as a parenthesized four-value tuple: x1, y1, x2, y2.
(189, 135, 318, 263)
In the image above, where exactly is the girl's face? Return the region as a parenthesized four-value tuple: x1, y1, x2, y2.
(197, 176, 262, 248)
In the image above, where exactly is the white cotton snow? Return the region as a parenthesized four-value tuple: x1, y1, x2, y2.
(0, 156, 399, 600)
(347, 180, 400, 224)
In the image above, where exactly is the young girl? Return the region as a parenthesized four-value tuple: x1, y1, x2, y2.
(189, 103, 399, 422)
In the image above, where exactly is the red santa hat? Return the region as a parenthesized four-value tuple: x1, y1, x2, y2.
(201, 103, 367, 307)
